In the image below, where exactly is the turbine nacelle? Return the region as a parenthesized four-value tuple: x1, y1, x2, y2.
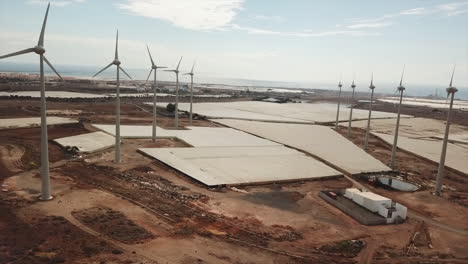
(446, 87, 458, 94)
(113, 59, 121, 66)
(34, 46, 46, 55)
(397, 85, 405, 92)
(369, 84, 376, 90)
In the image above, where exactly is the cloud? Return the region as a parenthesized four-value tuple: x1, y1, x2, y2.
(29, 0, 86, 7)
(343, 2, 468, 30)
(399, 7, 426, 15)
(437, 2, 468, 16)
(346, 22, 392, 29)
(250, 14, 283, 22)
(116, 0, 244, 31)
(232, 24, 380, 37)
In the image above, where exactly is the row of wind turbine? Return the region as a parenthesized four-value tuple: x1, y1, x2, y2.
(336, 65, 458, 196)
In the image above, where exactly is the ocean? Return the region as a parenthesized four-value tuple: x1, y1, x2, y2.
(1, 62, 467, 100)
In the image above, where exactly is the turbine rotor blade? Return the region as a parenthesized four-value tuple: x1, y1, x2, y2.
(93, 62, 114, 77)
(191, 61, 196, 74)
(145, 68, 153, 84)
(115, 30, 119, 60)
(399, 64, 406, 86)
(38, 3, 50, 47)
(43, 56, 63, 81)
(176, 56, 183, 71)
(146, 44, 155, 66)
(449, 64, 456, 87)
(119, 66, 132, 80)
(0, 48, 35, 60)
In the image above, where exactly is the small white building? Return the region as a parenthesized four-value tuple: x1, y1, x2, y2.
(343, 188, 407, 224)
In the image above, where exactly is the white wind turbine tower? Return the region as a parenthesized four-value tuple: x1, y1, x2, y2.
(364, 74, 376, 151)
(93, 30, 132, 162)
(435, 66, 458, 196)
(165, 56, 183, 128)
(389, 65, 406, 168)
(0, 3, 63, 201)
(335, 80, 343, 130)
(347, 80, 356, 137)
(184, 62, 196, 125)
(145, 45, 166, 142)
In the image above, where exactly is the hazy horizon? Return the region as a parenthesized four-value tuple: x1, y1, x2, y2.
(1, 61, 467, 100)
(1, 0, 467, 90)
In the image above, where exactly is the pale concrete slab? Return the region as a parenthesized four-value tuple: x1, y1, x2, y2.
(153, 101, 410, 123)
(373, 132, 468, 175)
(349, 117, 468, 138)
(54, 131, 115, 153)
(92, 124, 177, 139)
(379, 97, 468, 111)
(178, 126, 279, 147)
(139, 146, 341, 186)
(0, 117, 77, 129)
(214, 119, 392, 174)
(92, 124, 279, 147)
(432, 133, 468, 145)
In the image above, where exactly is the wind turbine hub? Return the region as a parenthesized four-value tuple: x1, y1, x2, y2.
(338, 84, 342, 88)
(152, 65, 157, 70)
(113, 59, 121, 66)
(446, 87, 458, 94)
(397, 86, 405, 91)
(351, 85, 356, 89)
(34, 46, 46, 55)
(369, 85, 375, 89)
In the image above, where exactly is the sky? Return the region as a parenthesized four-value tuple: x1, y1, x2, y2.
(0, 0, 467, 91)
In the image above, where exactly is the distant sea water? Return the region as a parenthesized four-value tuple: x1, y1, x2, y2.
(1, 62, 467, 100)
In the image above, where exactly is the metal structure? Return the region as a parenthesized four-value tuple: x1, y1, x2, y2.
(435, 67, 458, 196)
(0, 3, 63, 201)
(93, 30, 132, 162)
(165, 57, 183, 128)
(184, 62, 196, 125)
(335, 80, 343, 130)
(145, 45, 166, 142)
(347, 80, 356, 137)
(389, 66, 406, 168)
(364, 74, 376, 151)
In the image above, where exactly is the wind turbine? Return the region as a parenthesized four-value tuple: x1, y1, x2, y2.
(435, 66, 458, 196)
(335, 80, 343, 130)
(165, 56, 183, 128)
(389, 65, 406, 168)
(145, 45, 166, 142)
(347, 80, 356, 137)
(0, 3, 63, 201)
(93, 30, 132, 162)
(184, 61, 196, 125)
(364, 74, 376, 151)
